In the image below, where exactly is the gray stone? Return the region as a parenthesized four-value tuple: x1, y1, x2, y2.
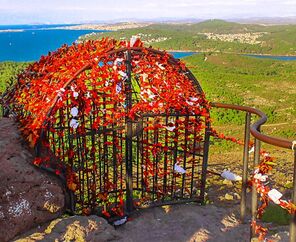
(14, 215, 120, 242)
(0, 118, 65, 242)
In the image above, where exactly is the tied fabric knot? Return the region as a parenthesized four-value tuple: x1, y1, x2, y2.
(174, 163, 186, 174)
(221, 170, 242, 181)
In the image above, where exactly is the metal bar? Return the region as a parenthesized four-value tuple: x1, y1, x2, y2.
(89, 100, 97, 211)
(100, 46, 204, 93)
(112, 121, 118, 208)
(200, 121, 210, 203)
(190, 116, 198, 197)
(125, 49, 134, 214)
(143, 118, 149, 197)
(240, 112, 251, 223)
(163, 116, 169, 197)
(66, 98, 75, 212)
(81, 109, 91, 208)
(172, 115, 179, 199)
(102, 96, 108, 195)
(130, 140, 203, 157)
(120, 131, 123, 191)
(136, 129, 140, 189)
(137, 197, 203, 208)
(289, 150, 296, 242)
(251, 136, 261, 238)
(142, 113, 195, 118)
(211, 102, 293, 150)
(181, 115, 189, 197)
(153, 119, 159, 201)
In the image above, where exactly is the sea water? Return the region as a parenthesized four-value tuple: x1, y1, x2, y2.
(0, 25, 104, 62)
(0, 25, 295, 62)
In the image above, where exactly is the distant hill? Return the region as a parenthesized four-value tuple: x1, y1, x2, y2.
(80, 20, 296, 55)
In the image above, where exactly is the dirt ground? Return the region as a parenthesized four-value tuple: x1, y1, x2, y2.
(115, 202, 289, 242)
(8, 119, 295, 242)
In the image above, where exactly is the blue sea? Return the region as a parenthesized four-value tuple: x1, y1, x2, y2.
(244, 54, 296, 61)
(0, 25, 295, 62)
(169, 51, 197, 59)
(0, 24, 104, 62)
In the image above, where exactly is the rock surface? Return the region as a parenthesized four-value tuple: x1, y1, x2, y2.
(14, 215, 120, 242)
(0, 118, 65, 242)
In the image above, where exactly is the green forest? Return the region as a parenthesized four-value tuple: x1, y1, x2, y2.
(0, 62, 29, 93)
(82, 20, 296, 55)
(1, 21, 295, 139)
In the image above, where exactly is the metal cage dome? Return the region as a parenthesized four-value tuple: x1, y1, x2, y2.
(3, 38, 211, 218)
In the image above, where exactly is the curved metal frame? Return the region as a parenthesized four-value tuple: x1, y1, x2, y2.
(39, 46, 204, 141)
(30, 45, 210, 218)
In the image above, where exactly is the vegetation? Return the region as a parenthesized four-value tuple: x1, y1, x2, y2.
(0, 52, 295, 132)
(0, 62, 29, 93)
(1, 23, 295, 137)
(182, 53, 296, 126)
(82, 19, 296, 56)
(262, 204, 291, 225)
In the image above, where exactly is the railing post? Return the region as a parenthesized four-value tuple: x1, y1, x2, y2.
(251, 136, 261, 238)
(289, 150, 296, 242)
(241, 112, 251, 223)
(200, 121, 210, 204)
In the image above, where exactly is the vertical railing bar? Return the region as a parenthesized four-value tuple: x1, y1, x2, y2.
(59, 108, 66, 164)
(77, 130, 84, 209)
(181, 114, 189, 197)
(75, 128, 83, 208)
(153, 119, 159, 201)
(251, 136, 261, 239)
(200, 120, 210, 203)
(289, 150, 296, 242)
(89, 100, 96, 211)
(172, 115, 179, 199)
(112, 120, 118, 208)
(125, 49, 134, 214)
(66, 98, 75, 213)
(120, 131, 124, 191)
(142, 118, 149, 198)
(136, 126, 140, 189)
(190, 115, 198, 197)
(81, 109, 91, 208)
(163, 115, 169, 198)
(98, 133, 103, 192)
(240, 111, 251, 223)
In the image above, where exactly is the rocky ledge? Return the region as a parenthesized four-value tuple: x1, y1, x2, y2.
(0, 118, 65, 242)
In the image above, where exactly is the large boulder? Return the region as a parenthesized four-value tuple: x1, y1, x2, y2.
(0, 118, 66, 242)
(14, 215, 120, 242)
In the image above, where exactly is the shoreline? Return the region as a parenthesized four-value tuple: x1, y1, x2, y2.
(54, 22, 151, 31)
(166, 49, 296, 57)
(0, 22, 151, 33)
(0, 29, 24, 33)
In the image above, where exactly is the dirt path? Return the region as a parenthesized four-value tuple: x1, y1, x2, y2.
(116, 203, 289, 242)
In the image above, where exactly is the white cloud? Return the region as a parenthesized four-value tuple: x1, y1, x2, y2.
(0, 0, 295, 24)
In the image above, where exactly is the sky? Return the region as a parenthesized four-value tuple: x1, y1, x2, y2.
(0, 0, 295, 24)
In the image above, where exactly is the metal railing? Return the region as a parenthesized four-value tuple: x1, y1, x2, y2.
(211, 102, 296, 242)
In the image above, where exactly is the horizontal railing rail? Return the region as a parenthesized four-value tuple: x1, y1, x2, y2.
(211, 102, 296, 242)
(211, 102, 294, 150)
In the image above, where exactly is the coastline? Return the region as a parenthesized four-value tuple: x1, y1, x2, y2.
(1, 22, 295, 58)
(54, 22, 152, 31)
(0, 29, 24, 33)
(0, 22, 151, 33)
(166, 49, 296, 57)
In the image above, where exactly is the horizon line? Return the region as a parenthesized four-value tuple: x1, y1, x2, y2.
(1, 16, 296, 26)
